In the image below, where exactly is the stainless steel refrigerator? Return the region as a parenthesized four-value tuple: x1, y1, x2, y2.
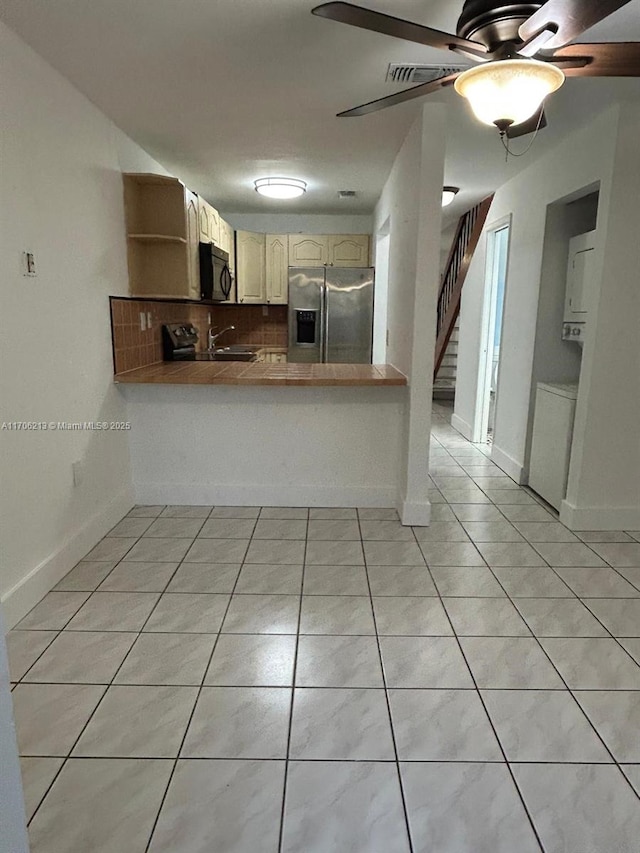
(288, 267, 375, 363)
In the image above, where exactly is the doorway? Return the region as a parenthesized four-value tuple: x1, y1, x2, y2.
(475, 219, 510, 445)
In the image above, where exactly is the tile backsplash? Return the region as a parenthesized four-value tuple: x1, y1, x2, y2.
(110, 298, 288, 374)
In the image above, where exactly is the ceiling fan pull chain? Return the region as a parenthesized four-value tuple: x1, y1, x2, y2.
(500, 104, 547, 160)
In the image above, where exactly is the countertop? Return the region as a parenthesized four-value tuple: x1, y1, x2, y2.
(114, 360, 407, 387)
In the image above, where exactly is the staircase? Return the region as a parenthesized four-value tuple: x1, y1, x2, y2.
(433, 321, 459, 400)
(434, 194, 494, 385)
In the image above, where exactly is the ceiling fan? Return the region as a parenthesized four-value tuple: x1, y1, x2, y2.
(312, 0, 640, 138)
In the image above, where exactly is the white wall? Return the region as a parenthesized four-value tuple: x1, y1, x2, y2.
(222, 213, 373, 234)
(373, 105, 446, 524)
(123, 385, 405, 508)
(0, 22, 170, 626)
(455, 101, 640, 528)
(455, 106, 618, 476)
(563, 101, 640, 529)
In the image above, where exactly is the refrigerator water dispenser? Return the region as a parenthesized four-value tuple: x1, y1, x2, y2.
(295, 310, 318, 345)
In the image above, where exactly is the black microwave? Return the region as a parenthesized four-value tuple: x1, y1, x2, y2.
(199, 242, 233, 302)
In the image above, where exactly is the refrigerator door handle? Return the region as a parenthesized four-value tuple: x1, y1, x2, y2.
(321, 283, 329, 363)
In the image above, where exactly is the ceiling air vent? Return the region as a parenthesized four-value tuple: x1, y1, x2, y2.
(386, 63, 467, 84)
(338, 190, 357, 198)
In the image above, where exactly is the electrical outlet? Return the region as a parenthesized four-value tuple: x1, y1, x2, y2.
(262, 305, 269, 317)
(22, 251, 37, 277)
(139, 312, 146, 332)
(72, 460, 84, 487)
(207, 313, 212, 325)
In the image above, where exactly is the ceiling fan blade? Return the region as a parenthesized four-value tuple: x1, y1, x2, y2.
(548, 42, 640, 76)
(337, 73, 459, 117)
(312, 2, 488, 55)
(519, 0, 634, 52)
(506, 108, 547, 139)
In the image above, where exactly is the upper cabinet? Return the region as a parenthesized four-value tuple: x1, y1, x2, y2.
(265, 235, 288, 304)
(123, 174, 236, 302)
(185, 190, 201, 301)
(123, 173, 198, 300)
(328, 234, 370, 267)
(198, 198, 221, 246)
(236, 231, 266, 303)
(288, 233, 370, 267)
(288, 235, 329, 267)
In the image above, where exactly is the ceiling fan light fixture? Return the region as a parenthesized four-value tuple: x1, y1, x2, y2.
(454, 59, 565, 129)
(255, 177, 307, 199)
(442, 186, 460, 207)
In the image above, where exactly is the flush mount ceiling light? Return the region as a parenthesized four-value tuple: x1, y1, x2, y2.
(454, 59, 565, 133)
(254, 177, 307, 199)
(442, 186, 460, 207)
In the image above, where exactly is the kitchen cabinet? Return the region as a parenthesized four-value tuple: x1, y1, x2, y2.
(265, 235, 288, 304)
(185, 190, 201, 300)
(219, 220, 234, 268)
(236, 230, 266, 303)
(288, 235, 329, 266)
(288, 233, 371, 267)
(124, 173, 201, 300)
(198, 198, 221, 246)
(217, 218, 237, 304)
(329, 234, 370, 267)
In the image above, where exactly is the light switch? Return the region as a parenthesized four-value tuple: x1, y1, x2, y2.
(22, 251, 37, 277)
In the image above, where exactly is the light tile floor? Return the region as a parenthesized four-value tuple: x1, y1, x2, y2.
(7, 402, 640, 852)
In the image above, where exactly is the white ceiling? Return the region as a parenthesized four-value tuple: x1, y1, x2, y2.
(1, 0, 639, 221)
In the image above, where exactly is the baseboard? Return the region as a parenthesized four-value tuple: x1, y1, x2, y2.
(1, 488, 134, 629)
(490, 445, 525, 484)
(134, 482, 397, 509)
(450, 413, 472, 440)
(560, 500, 640, 531)
(400, 498, 431, 527)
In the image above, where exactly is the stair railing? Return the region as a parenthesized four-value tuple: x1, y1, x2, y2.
(434, 194, 494, 379)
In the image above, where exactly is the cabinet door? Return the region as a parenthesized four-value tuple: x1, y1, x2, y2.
(266, 234, 288, 304)
(329, 235, 370, 267)
(288, 234, 329, 267)
(209, 205, 221, 246)
(198, 198, 210, 243)
(220, 220, 237, 303)
(225, 221, 236, 274)
(236, 231, 266, 303)
(186, 190, 201, 300)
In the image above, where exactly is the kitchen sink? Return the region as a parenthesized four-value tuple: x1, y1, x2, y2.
(193, 346, 260, 363)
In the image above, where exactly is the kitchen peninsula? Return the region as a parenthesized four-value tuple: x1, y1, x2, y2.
(112, 298, 407, 510)
(117, 373, 407, 510)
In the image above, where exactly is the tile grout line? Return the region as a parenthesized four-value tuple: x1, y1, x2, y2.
(477, 548, 640, 802)
(276, 511, 308, 853)
(25, 521, 192, 828)
(359, 507, 416, 853)
(412, 527, 548, 853)
(141, 517, 250, 853)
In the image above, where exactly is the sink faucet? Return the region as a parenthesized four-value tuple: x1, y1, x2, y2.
(208, 325, 235, 350)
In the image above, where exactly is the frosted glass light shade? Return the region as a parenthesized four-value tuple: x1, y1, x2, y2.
(442, 186, 459, 207)
(454, 59, 565, 128)
(255, 178, 307, 199)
